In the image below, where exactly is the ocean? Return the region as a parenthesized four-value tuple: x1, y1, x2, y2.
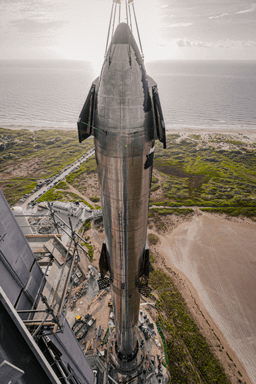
(0, 60, 256, 131)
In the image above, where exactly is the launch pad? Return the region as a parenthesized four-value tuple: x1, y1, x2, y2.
(106, 319, 170, 384)
(85, 303, 170, 384)
(69, 263, 169, 384)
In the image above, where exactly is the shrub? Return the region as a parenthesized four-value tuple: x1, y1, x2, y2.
(148, 234, 159, 245)
(90, 196, 100, 202)
(151, 184, 160, 192)
(55, 181, 69, 190)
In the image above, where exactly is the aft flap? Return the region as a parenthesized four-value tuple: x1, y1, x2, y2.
(99, 240, 109, 278)
(153, 86, 166, 149)
(148, 76, 166, 149)
(147, 75, 157, 88)
(77, 77, 99, 143)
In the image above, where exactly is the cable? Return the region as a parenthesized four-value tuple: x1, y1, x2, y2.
(125, 0, 129, 25)
(111, 2, 117, 38)
(128, 1, 133, 33)
(105, 2, 114, 56)
(132, 1, 144, 60)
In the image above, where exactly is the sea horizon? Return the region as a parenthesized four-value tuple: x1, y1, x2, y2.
(1, 59, 256, 132)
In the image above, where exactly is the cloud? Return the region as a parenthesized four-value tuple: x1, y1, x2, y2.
(160, 4, 169, 8)
(217, 39, 256, 48)
(165, 22, 193, 28)
(176, 38, 191, 47)
(1, 0, 62, 23)
(173, 39, 256, 49)
(0, 0, 66, 34)
(235, 3, 256, 14)
(10, 18, 65, 34)
(178, 39, 256, 49)
(175, 38, 210, 48)
(209, 13, 229, 19)
(209, 3, 256, 19)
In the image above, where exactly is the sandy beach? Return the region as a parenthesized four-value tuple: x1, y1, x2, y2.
(152, 211, 256, 384)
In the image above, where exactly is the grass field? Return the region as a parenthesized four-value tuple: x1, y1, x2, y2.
(150, 266, 231, 383)
(0, 128, 94, 205)
(151, 134, 256, 220)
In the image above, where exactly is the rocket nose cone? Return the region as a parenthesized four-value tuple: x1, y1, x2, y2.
(112, 22, 131, 45)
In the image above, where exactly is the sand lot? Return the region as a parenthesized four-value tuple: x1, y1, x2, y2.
(158, 212, 256, 383)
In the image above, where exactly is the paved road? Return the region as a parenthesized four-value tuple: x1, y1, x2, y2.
(21, 148, 95, 209)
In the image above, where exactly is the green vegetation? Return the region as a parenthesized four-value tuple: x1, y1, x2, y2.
(148, 234, 159, 245)
(82, 219, 92, 232)
(150, 268, 230, 383)
(189, 134, 202, 140)
(150, 200, 183, 207)
(85, 243, 93, 261)
(64, 192, 94, 209)
(200, 207, 256, 220)
(36, 188, 65, 202)
(1, 129, 255, 223)
(0, 128, 93, 205)
(89, 196, 100, 202)
(151, 134, 256, 218)
(151, 184, 160, 192)
(149, 208, 194, 218)
(80, 241, 93, 260)
(82, 200, 94, 210)
(66, 157, 97, 183)
(66, 156, 97, 194)
(35, 187, 95, 209)
(0, 178, 37, 206)
(55, 181, 69, 190)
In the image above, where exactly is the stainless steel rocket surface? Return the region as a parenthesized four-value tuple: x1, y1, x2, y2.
(78, 21, 165, 361)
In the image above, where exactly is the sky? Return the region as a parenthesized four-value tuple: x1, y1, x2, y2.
(0, 0, 256, 63)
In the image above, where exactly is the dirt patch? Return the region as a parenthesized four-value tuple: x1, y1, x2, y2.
(155, 163, 205, 192)
(148, 210, 195, 234)
(0, 157, 43, 180)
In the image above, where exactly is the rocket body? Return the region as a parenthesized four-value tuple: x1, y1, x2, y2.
(78, 23, 165, 360)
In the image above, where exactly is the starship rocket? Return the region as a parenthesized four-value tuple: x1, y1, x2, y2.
(78, 20, 165, 364)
